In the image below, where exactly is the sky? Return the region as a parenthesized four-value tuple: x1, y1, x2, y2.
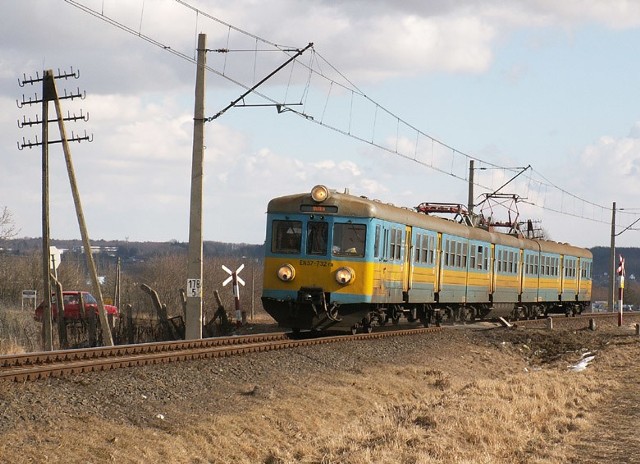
(2, 0, 640, 248)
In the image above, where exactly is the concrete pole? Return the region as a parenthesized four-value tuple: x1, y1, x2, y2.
(468, 159, 475, 216)
(185, 33, 207, 340)
(609, 202, 616, 312)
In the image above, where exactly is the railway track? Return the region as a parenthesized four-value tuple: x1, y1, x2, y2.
(4, 313, 637, 382)
(510, 311, 640, 329)
(0, 327, 443, 382)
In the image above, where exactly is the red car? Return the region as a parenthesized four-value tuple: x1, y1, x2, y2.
(34, 291, 119, 322)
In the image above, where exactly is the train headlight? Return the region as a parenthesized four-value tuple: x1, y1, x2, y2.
(335, 266, 355, 285)
(311, 185, 330, 203)
(277, 263, 296, 282)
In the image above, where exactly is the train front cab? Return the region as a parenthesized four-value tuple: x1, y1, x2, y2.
(261, 210, 374, 332)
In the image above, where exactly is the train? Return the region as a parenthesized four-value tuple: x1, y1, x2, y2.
(261, 185, 592, 334)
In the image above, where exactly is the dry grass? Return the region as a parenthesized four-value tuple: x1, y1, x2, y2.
(0, 330, 616, 464)
(0, 305, 41, 353)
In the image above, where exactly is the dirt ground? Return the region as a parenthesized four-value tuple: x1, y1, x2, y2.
(1, 319, 640, 463)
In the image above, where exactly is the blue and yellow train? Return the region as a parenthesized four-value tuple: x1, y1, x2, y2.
(261, 185, 592, 333)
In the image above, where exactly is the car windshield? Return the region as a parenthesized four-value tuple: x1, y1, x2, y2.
(83, 293, 97, 304)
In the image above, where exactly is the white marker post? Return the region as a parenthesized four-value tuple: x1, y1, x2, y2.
(222, 264, 245, 326)
(617, 254, 625, 327)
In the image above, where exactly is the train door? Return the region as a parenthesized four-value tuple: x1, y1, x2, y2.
(435, 233, 443, 294)
(518, 249, 524, 296)
(403, 226, 412, 294)
(490, 244, 496, 294)
(559, 255, 565, 297)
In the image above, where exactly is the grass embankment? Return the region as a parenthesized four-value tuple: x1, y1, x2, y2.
(0, 326, 619, 463)
(0, 305, 40, 354)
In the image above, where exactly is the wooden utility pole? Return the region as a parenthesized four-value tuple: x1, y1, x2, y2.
(185, 33, 207, 339)
(41, 71, 54, 351)
(18, 68, 108, 348)
(51, 80, 113, 347)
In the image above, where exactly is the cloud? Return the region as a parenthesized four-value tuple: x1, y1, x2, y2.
(3, 0, 640, 246)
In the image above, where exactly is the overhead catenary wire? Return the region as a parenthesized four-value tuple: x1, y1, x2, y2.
(62, 0, 639, 231)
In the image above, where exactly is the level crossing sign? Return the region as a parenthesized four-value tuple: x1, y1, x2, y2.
(222, 264, 245, 324)
(222, 264, 245, 288)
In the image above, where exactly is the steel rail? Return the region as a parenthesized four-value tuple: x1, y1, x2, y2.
(513, 312, 640, 328)
(1, 327, 443, 382)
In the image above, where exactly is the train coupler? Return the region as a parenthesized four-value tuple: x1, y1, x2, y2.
(297, 287, 341, 322)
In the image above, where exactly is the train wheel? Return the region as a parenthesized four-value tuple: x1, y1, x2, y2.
(389, 306, 401, 325)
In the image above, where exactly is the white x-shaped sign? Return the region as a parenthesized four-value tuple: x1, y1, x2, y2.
(222, 264, 245, 287)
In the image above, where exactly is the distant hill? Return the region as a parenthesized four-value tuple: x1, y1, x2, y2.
(0, 237, 264, 262)
(591, 246, 639, 285)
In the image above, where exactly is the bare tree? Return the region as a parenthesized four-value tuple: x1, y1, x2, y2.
(0, 206, 18, 240)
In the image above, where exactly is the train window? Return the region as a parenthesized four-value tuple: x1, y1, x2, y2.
(307, 221, 328, 255)
(374, 224, 381, 258)
(332, 223, 366, 257)
(462, 243, 468, 268)
(477, 246, 484, 270)
(390, 229, 396, 260)
(272, 220, 302, 254)
(455, 241, 462, 268)
(382, 228, 389, 260)
(421, 236, 428, 263)
(416, 234, 427, 263)
(443, 240, 449, 266)
(395, 229, 403, 260)
(389, 229, 397, 261)
(428, 236, 435, 264)
(470, 245, 476, 269)
(450, 240, 456, 266)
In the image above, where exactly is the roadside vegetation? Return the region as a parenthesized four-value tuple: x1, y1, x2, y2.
(0, 246, 265, 354)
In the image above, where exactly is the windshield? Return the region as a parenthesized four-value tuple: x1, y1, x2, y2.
(271, 220, 302, 254)
(307, 221, 328, 255)
(332, 223, 366, 257)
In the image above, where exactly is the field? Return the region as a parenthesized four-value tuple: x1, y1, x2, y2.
(1, 307, 640, 463)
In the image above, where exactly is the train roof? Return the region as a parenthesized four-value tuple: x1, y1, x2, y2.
(267, 187, 592, 259)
